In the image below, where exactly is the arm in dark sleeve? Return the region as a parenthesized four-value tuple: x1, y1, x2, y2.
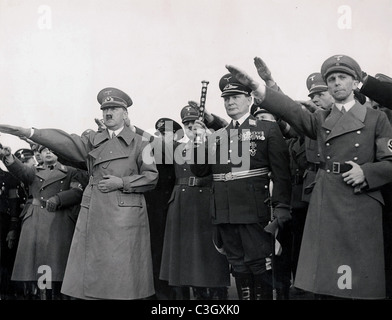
(204, 113, 229, 131)
(6, 157, 36, 185)
(267, 123, 292, 207)
(31, 128, 89, 164)
(190, 143, 212, 177)
(360, 75, 392, 109)
(56, 167, 84, 208)
(261, 87, 319, 140)
(361, 111, 392, 189)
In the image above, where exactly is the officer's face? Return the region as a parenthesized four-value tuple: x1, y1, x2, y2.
(326, 72, 359, 102)
(102, 107, 127, 130)
(40, 148, 58, 165)
(183, 120, 195, 140)
(255, 112, 276, 122)
(223, 94, 252, 120)
(311, 91, 334, 110)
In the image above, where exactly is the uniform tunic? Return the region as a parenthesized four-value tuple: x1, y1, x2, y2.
(30, 126, 158, 300)
(191, 115, 291, 265)
(159, 142, 230, 287)
(260, 87, 392, 299)
(5, 160, 83, 282)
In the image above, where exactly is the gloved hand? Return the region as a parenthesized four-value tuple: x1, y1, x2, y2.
(46, 195, 60, 212)
(273, 206, 292, 228)
(0, 124, 31, 138)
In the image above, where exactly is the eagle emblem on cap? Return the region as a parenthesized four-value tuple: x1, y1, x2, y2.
(223, 76, 232, 82)
(309, 75, 315, 81)
(335, 55, 344, 61)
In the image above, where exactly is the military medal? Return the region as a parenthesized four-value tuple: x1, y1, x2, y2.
(250, 141, 257, 156)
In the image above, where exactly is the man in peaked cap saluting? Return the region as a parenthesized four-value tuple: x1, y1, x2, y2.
(159, 104, 230, 301)
(0, 87, 158, 300)
(225, 54, 392, 299)
(306, 72, 335, 111)
(190, 73, 292, 300)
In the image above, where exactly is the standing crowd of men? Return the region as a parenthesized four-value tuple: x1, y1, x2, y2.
(0, 54, 392, 300)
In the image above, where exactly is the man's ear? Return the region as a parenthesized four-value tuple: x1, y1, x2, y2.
(352, 79, 360, 90)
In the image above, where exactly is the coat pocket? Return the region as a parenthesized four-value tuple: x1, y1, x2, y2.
(117, 193, 143, 207)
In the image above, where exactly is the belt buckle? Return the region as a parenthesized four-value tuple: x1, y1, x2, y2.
(332, 162, 340, 174)
(188, 176, 196, 187)
(224, 172, 233, 181)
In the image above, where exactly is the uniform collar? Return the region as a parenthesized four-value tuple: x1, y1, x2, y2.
(231, 113, 250, 127)
(107, 126, 124, 138)
(335, 99, 356, 112)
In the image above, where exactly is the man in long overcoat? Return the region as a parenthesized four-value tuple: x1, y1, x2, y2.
(0, 87, 158, 300)
(225, 55, 392, 299)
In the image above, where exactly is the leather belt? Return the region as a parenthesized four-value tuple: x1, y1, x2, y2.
(307, 162, 320, 172)
(32, 198, 47, 207)
(319, 162, 352, 174)
(175, 176, 212, 187)
(213, 168, 270, 182)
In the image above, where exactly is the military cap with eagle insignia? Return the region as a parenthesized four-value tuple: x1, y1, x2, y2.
(97, 87, 133, 110)
(219, 73, 252, 97)
(155, 117, 183, 140)
(306, 72, 328, 97)
(180, 105, 199, 123)
(321, 54, 362, 82)
(14, 148, 35, 162)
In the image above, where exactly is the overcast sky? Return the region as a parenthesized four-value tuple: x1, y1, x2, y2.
(0, 0, 391, 169)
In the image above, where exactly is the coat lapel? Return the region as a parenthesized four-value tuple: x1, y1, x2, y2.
(36, 163, 68, 189)
(89, 126, 136, 167)
(323, 103, 366, 142)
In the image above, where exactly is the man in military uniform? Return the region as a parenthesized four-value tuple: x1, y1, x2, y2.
(226, 54, 392, 299)
(0, 144, 25, 300)
(190, 74, 292, 300)
(140, 117, 183, 300)
(357, 72, 392, 299)
(0, 87, 159, 300)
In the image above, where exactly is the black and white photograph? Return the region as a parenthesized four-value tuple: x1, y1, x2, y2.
(0, 0, 391, 317)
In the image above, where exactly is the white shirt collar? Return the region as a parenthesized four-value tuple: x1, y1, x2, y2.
(233, 113, 250, 127)
(108, 126, 124, 138)
(335, 99, 356, 112)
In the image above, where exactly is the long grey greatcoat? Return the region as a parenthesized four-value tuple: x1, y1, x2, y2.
(30, 126, 158, 300)
(261, 87, 392, 299)
(5, 159, 83, 282)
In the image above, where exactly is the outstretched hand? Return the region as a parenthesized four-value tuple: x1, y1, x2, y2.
(225, 65, 260, 91)
(0, 124, 31, 137)
(254, 57, 273, 82)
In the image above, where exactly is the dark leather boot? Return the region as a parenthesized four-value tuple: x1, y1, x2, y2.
(234, 273, 254, 300)
(276, 285, 290, 300)
(192, 287, 209, 300)
(254, 271, 273, 300)
(209, 287, 228, 300)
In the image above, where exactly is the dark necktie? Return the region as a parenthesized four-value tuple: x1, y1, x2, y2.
(341, 106, 346, 113)
(112, 132, 116, 139)
(48, 165, 54, 170)
(234, 121, 240, 129)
